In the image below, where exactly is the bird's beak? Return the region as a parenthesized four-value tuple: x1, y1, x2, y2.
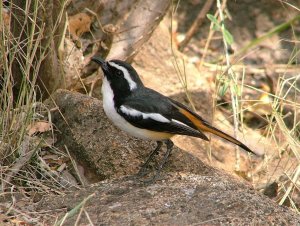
(91, 56, 109, 72)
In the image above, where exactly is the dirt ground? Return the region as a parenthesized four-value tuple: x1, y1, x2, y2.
(177, 0, 300, 64)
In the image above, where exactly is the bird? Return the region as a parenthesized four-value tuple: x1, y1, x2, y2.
(92, 56, 256, 180)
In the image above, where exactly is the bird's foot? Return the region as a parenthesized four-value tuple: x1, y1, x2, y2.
(136, 140, 174, 183)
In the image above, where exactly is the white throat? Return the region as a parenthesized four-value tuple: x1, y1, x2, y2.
(101, 77, 172, 140)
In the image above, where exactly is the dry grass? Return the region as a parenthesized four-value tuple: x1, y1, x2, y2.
(223, 1, 299, 212)
(0, 1, 76, 223)
(174, 0, 300, 212)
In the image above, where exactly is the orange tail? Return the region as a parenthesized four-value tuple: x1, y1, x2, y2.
(178, 107, 255, 154)
(197, 122, 254, 154)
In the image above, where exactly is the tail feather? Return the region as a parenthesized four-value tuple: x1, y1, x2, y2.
(176, 105, 255, 154)
(199, 123, 255, 154)
(170, 100, 255, 155)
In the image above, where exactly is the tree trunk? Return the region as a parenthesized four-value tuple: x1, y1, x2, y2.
(11, 0, 65, 100)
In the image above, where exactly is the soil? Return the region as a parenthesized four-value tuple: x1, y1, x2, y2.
(177, 0, 300, 64)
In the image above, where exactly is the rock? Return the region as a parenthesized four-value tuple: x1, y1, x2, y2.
(39, 89, 300, 224)
(46, 89, 215, 183)
(36, 174, 300, 225)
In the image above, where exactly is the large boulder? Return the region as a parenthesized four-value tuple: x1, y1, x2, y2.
(35, 89, 300, 225)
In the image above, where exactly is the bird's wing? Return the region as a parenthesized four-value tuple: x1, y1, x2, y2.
(117, 90, 209, 140)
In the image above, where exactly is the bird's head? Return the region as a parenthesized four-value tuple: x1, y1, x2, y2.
(92, 57, 144, 94)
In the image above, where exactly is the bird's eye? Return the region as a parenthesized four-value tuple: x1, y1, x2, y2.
(116, 70, 122, 76)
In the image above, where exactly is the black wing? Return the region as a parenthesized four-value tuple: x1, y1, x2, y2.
(117, 88, 209, 140)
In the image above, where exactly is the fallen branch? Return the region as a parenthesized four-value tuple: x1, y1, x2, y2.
(107, 0, 171, 62)
(178, 0, 214, 51)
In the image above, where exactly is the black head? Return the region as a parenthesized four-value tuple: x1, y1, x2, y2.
(92, 57, 144, 94)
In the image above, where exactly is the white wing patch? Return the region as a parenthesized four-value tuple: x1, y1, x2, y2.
(171, 119, 189, 127)
(108, 62, 137, 90)
(120, 105, 170, 123)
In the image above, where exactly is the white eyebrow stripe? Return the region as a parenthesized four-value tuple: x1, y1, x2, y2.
(120, 105, 170, 123)
(108, 62, 137, 90)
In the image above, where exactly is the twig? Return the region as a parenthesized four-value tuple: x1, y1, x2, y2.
(64, 145, 87, 186)
(203, 62, 300, 74)
(55, 193, 95, 226)
(0, 203, 41, 225)
(170, 2, 196, 112)
(178, 0, 214, 51)
(84, 209, 95, 226)
(279, 164, 300, 205)
(216, 0, 241, 171)
(198, 1, 226, 70)
(235, 14, 300, 58)
(2, 136, 35, 190)
(74, 204, 84, 226)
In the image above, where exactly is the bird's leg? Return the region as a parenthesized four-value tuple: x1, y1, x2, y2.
(137, 141, 163, 177)
(142, 139, 174, 183)
(153, 139, 174, 179)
